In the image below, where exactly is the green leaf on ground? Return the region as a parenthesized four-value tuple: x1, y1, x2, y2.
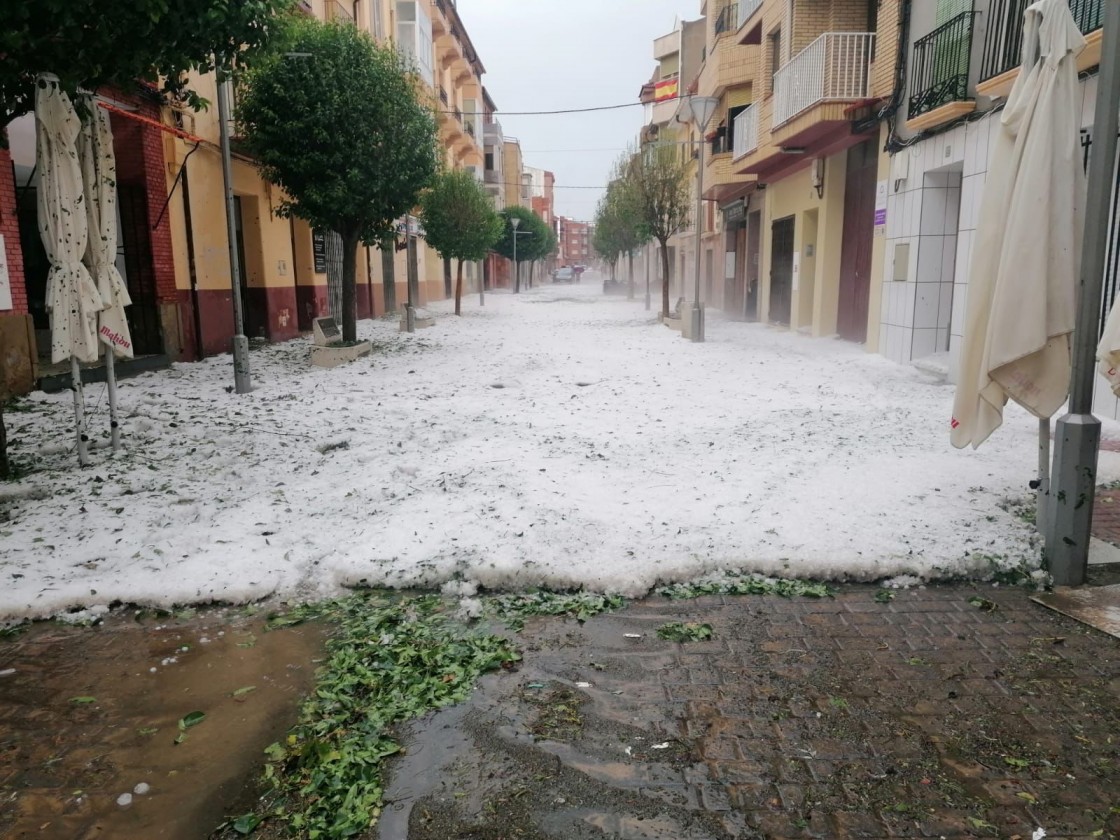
(968, 596, 998, 612)
(69, 696, 97, 704)
(179, 711, 205, 730)
(232, 686, 256, 698)
(1003, 756, 1030, 769)
(231, 813, 262, 834)
(656, 622, 714, 642)
(874, 589, 895, 603)
(657, 571, 834, 600)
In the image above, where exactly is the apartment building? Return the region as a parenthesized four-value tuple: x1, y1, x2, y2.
(639, 16, 707, 301)
(557, 218, 593, 268)
(0, 0, 506, 393)
(875, 0, 1116, 418)
(728, 0, 900, 347)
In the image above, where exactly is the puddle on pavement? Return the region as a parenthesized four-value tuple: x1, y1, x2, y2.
(0, 608, 323, 839)
(383, 613, 734, 840)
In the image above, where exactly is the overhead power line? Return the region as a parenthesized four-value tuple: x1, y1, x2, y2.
(438, 101, 643, 117)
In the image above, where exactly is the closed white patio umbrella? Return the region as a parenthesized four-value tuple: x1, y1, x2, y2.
(79, 95, 133, 453)
(36, 74, 106, 466)
(951, 0, 1087, 453)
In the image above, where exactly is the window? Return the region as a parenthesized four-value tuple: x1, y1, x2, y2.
(396, 1, 433, 86)
(769, 29, 782, 93)
(726, 104, 747, 151)
(485, 152, 495, 170)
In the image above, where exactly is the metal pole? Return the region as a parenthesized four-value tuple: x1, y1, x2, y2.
(479, 260, 485, 307)
(105, 346, 120, 452)
(690, 137, 706, 343)
(217, 75, 252, 394)
(71, 357, 89, 466)
(1046, 0, 1120, 585)
(1037, 417, 1050, 533)
(405, 219, 417, 333)
(513, 234, 518, 294)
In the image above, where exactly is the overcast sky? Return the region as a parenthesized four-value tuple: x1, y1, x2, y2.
(463, 0, 696, 221)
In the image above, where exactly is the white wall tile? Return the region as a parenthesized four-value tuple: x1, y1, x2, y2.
(921, 189, 948, 236)
(960, 175, 977, 231)
(944, 187, 961, 234)
(938, 282, 955, 330)
(947, 170, 963, 189)
(955, 229, 973, 285)
(951, 281, 968, 339)
(879, 322, 889, 352)
(912, 327, 938, 360)
(936, 327, 949, 352)
(914, 284, 940, 328)
(942, 236, 958, 289)
(917, 236, 944, 284)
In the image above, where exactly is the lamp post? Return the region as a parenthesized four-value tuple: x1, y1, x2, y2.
(216, 71, 252, 393)
(686, 95, 719, 343)
(511, 217, 520, 294)
(404, 215, 418, 332)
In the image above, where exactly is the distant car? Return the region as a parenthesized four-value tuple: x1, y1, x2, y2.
(554, 267, 575, 283)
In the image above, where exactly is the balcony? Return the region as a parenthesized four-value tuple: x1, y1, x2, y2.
(732, 102, 758, 160)
(773, 33, 875, 128)
(906, 11, 979, 131)
(654, 31, 679, 61)
(979, 0, 1103, 98)
(324, 0, 355, 24)
(737, 0, 763, 44)
(715, 3, 738, 37)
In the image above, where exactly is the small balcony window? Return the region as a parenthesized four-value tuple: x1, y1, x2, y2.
(908, 10, 979, 118)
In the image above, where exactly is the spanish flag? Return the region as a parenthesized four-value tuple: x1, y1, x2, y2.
(654, 78, 678, 102)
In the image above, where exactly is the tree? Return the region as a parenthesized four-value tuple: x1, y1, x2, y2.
(493, 206, 549, 294)
(624, 142, 691, 318)
(238, 18, 439, 342)
(0, 0, 295, 135)
(420, 169, 503, 315)
(592, 196, 625, 283)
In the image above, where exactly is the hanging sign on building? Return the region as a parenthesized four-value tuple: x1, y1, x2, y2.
(0, 236, 11, 311)
(312, 231, 328, 274)
(722, 199, 745, 225)
(874, 181, 888, 230)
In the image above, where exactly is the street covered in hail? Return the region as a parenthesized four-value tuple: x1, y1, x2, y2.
(2, 279, 1103, 623)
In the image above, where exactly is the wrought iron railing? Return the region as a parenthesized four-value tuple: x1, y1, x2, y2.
(737, 0, 763, 30)
(715, 3, 739, 36)
(732, 102, 758, 159)
(439, 86, 448, 105)
(773, 33, 875, 127)
(981, 0, 1102, 81)
(908, 11, 979, 118)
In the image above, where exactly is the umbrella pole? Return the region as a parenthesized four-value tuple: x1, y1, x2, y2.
(105, 346, 120, 452)
(71, 357, 90, 467)
(1038, 418, 1050, 534)
(1046, 0, 1120, 584)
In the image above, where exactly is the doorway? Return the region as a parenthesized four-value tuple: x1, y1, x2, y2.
(116, 184, 163, 355)
(837, 140, 878, 342)
(770, 215, 795, 325)
(745, 210, 761, 320)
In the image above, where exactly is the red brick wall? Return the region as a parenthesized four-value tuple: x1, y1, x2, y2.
(104, 86, 176, 306)
(0, 146, 27, 315)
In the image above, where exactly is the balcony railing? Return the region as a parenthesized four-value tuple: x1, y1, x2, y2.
(982, 0, 1101, 81)
(772, 32, 875, 127)
(715, 3, 738, 36)
(730, 103, 757, 159)
(908, 11, 979, 118)
(737, 0, 762, 29)
(732, 102, 758, 159)
(325, 0, 355, 24)
(439, 86, 448, 105)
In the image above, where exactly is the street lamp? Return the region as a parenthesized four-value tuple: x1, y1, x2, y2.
(216, 69, 252, 393)
(686, 95, 719, 344)
(511, 217, 520, 293)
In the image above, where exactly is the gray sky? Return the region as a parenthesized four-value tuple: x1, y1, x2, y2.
(463, 0, 695, 221)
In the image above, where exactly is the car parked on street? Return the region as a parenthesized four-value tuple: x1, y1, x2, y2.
(554, 267, 575, 283)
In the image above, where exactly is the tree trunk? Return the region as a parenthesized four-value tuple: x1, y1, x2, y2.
(381, 246, 397, 314)
(0, 407, 8, 480)
(627, 252, 634, 300)
(660, 240, 671, 319)
(454, 258, 464, 316)
(529, 261, 535, 288)
(341, 230, 359, 342)
(443, 257, 453, 299)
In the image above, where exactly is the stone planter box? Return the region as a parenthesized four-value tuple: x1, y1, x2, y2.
(399, 308, 436, 332)
(663, 315, 683, 332)
(310, 340, 372, 368)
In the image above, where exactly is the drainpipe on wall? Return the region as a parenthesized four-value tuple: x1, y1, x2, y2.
(179, 158, 205, 360)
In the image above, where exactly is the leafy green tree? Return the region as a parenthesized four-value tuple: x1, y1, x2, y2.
(238, 18, 439, 341)
(0, 0, 295, 134)
(493, 206, 549, 294)
(624, 142, 691, 318)
(420, 169, 503, 315)
(592, 196, 625, 282)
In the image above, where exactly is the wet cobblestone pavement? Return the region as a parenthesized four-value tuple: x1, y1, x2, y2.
(2, 581, 1120, 839)
(0, 611, 322, 839)
(385, 583, 1120, 840)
